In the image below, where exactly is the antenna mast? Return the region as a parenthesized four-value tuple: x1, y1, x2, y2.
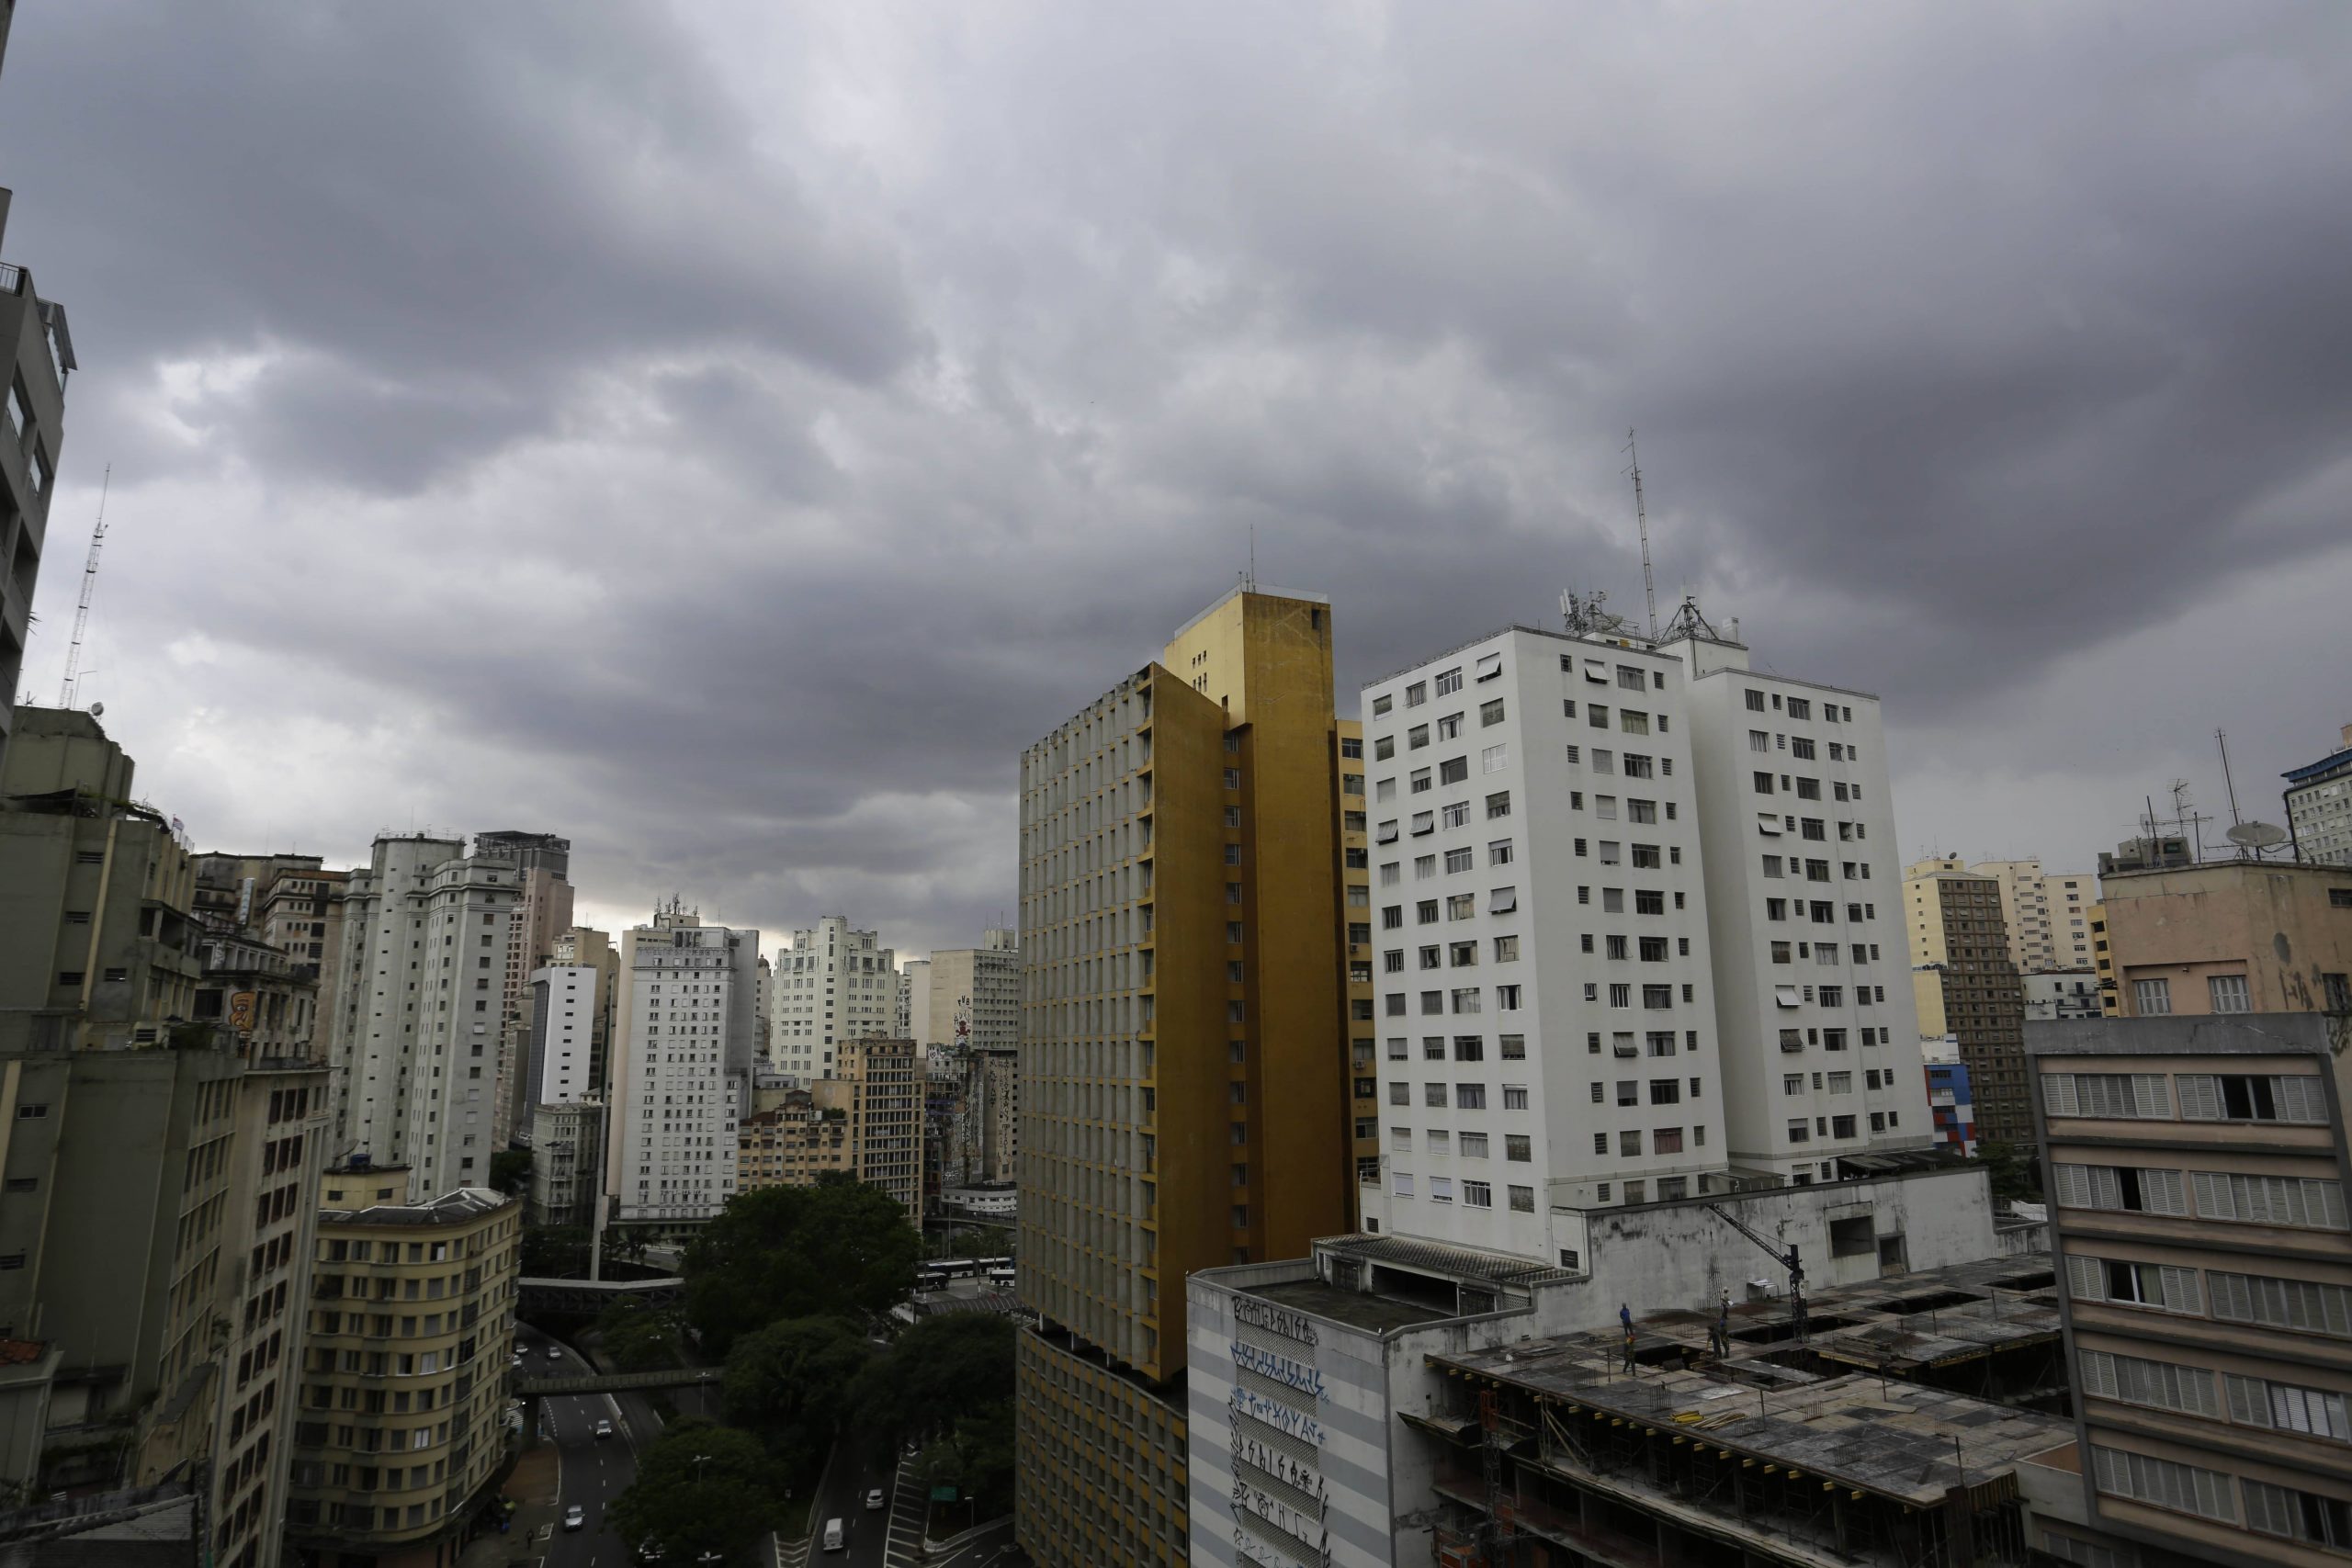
(1625, 428, 1657, 638)
(57, 464, 110, 709)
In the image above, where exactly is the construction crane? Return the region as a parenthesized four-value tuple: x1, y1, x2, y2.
(56, 463, 109, 709)
(1705, 1205, 1809, 1342)
(1624, 428, 1657, 639)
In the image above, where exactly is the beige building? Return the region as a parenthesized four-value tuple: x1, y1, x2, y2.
(286, 1175, 520, 1567)
(0, 707, 201, 1054)
(1905, 854, 2031, 1145)
(528, 1100, 604, 1228)
(733, 1038, 921, 1217)
(1337, 716, 1377, 1216)
(2033, 1012, 2352, 1567)
(0, 1042, 330, 1568)
(736, 1089, 850, 1191)
(2098, 860, 2352, 1022)
(1971, 857, 2100, 972)
(262, 863, 350, 1041)
(194, 927, 320, 1056)
(770, 917, 899, 1082)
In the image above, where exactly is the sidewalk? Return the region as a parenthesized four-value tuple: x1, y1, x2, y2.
(456, 1443, 560, 1568)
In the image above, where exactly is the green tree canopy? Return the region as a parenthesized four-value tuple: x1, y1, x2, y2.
(852, 1312, 1015, 1450)
(1976, 1140, 2042, 1204)
(596, 1299, 683, 1373)
(608, 1420, 779, 1564)
(684, 1174, 922, 1354)
(489, 1148, 532, 1196)
(720, 1316, 872, 1476)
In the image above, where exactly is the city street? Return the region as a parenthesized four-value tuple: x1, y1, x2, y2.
(518, 1324, 640, 1568)
(794, 1438, 1020, 1568)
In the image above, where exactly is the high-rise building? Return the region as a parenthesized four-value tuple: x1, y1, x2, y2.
(902, 957, 932, 1048)
(528, 1099, 605, 1227)
(1015, 584, 1350, 1568)
(770, 916, 898, 1082)
(258, 863, 350, 1032)
(1906, 854, 2033, 1145)
(526, 963, 598, 1105)
(605, 903, 759, 1229)
(2032, 1011, 2352, 1568)
(2284, 723, 2352, 867)
(328, 834, 529, 1192)
(0, 51, 77, 777)
(0, 706, 201, 1053)
(551, 925, 618, 1092)
(1673, 626, 1932, 1182)
(922, 931, 1023, 1183)
(286, 1171, 520, 1562)
(0, 1043, 329, 1568)
(2022, 968, 2104, 1022)
(829, 1036, 922, 1217)
(736, 1089, 849, 1192)
(1336, 717, 1379, 1212)
(1970, 857, 2101, 972)
(474, 830, 572, 1150)
(2096, 859, 2352, 1021)
(1357, 626, 1727, 1249)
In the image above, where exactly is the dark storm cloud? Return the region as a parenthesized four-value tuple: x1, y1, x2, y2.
(6, 1, 2348, 955)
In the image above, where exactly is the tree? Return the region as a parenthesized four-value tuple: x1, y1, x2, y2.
(519, 1224, 591, 1280)
(720, 1316, 872, 1477)
(1976, 1140, 2042, 1204)
(489, 1149, 532, 1197)
(684, 1175, 922, 1355)
(596, 1299, 682, 1372)
(608, 1420, 779, 1565)
(851, 1312, 1014, 1453)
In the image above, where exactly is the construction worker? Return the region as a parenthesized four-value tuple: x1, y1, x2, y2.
(1708, 1289, 1731, 1357)
(1619, 1302, 1638, 1374)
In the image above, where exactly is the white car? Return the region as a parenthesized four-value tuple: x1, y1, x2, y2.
(594, 1419, 615, 1440)
(563, 1506, 586, 1532)
(865, 1488, 885, 1511)
(548, 1345, 564, 1359)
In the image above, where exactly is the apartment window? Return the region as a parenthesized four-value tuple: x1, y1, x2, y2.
(1481, 744, 1508, 773)
(1503, 1085, 1528, 1110)
(1444, 847, 1474, 874)
(1460, 1179, 1493, 1210)
(1393, 1171, 1415, 1197)
(1486, 792, 1510, 820)
(2089, 1447, 2233, 1524)
(2227, 1373, 2352, 1439)
(1386, 1037, 1408, 1061)
(2052, 1164, 2188, 1214)
(1495, 985, 1521, 1010)
(1223, 768, 1241, 789)
(2245, 1482, 2352, 1548)
(1406, 682, 1427, 707)
(1787, 1120, 1810, 1144)
(1493, 936, 1519, 964)
(2177, 1073, 2328, 1123)
(2207, 974, 2252, 1013)
(2132, 977, 2172, 1015)
(2210, 1270, 2352, 1335)
(1373, 694, 1393, 716)
(2041, 1073, 2170, 1119)
(1653, 1127, 1684, 1155)
(1489, 886, 1517, 914)
(1619, 1130, 1642, 1156)
(1389, 1083, 1409, 1105)
(1436, 667, 1464, 696)
(2190, 1171, 2347, 1229)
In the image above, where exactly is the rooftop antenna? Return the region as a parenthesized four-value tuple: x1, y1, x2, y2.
(56, 464, 110, 709)
(2217, 729, 2243, 829)
(1624, 429, 1657, 638)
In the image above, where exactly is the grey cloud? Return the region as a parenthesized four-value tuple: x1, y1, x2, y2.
(8, 1, 2350, 960)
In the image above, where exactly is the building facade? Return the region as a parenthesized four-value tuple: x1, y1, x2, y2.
(1016, 585, 1351, 1568)
(1674, 625, 1931, 1183)
(549, 926, 617, 1094)
(2024, 967, 2106, 1023)
(0, 1044, 329, 1568)
(287, 1179, 520, 1567)
(1972, 857, 2102, 972)
(2033, 1012, 2352, 1568)
(922, 932, 1023, 1183)
(770, 917, 899, 1083)
(1906, 855, 2033, 1146)
(474, 831, 572, 1152)
(527, 1100, 604, 1228)
(1336, 718, 1378, 1211)
(2284, 725, 2352, 868)
(605, 905, 759, 1228)
(735, 1090, 849, 1191)
(329, 835, 527, 1192)
(0, 169, 74, 777)
(0, 708, 201, 1055)
(2098, 860, 2352, 1022)
(260, 863, 350, 1039)
(829, 1036, 922, 1217)
(525, 964, 598, 1107)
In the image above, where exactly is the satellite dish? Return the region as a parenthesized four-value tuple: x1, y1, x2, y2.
(87, 701, 104, 717)
(2227, 821, 2289, 850)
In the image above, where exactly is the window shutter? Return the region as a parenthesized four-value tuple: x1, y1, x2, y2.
(2142, 1169, 2188, 1216)
(2079, 1350, 2116, 1399)
(2281, 1076, 2329, 1124)
(2041, 1074, 2078, 1117)
(2192, 1170, 2228, 1220)
(2159, 1266, 2201, 1314)
(2175, 1075, 2222, 1121)
(2132, 1074, 2171, 1118)
(2226, 1373, 2268, 1427)
(2065, 1252, 2106, 1302)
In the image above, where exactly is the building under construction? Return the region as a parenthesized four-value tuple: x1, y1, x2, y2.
(1185, 1180, 2086, 1568)
(1415, 1271, 2073, 1568)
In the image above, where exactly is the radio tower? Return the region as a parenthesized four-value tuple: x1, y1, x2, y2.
(1625, 429, 1657, 638)
(56, 464, 109, 709)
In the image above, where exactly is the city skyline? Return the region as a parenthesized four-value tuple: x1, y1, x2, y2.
(1, 4, 2346, 960)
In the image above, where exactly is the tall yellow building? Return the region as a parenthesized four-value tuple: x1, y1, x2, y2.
(1337, 717, 1379, 1208)
(1014, 586, 1351, 1568)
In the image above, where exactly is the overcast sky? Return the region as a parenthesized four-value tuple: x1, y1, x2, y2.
(5, 3, 2347, 960)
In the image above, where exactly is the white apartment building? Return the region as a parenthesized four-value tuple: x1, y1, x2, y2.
(527, 963, 597, 1103)
(607, 906, 760, 1225)
(330, 834, 526, 1191)
(1358, 628, 1728, 1260)
(1673, 631, 1934, 1184)
(903, 958, 932, 1048)
(769, 916, 898, 1081)
(1970, 857, 2099, 972)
